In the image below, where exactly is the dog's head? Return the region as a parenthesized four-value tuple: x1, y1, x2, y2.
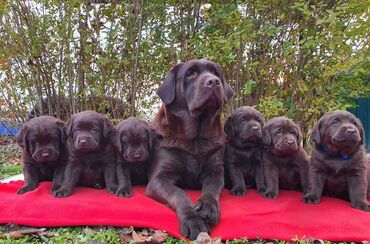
(157, 60, 234, 118)
(112, 117, 156, 163)
(224, 106, 264, 147)
(262, 116, 302, 156)
(311, 110, 364, 154)
(17, 116, 66, 163)
(65, 110, 113, 153)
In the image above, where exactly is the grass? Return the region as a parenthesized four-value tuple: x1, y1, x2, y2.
(0, 136, 22, 179)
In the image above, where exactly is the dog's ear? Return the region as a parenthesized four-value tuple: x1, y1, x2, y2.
(111, 127, 122, 153)
(355, 118, 365, 145)
(262, 124, 272, 145)
(102, 117, 113, 139)
(311, 117, 323, 144)
(223, 83, 235, 102)
(65, 116, 74, 138)
(16, 125, 29, 149)
(224, 115, 235, 137)
(296, 125, 303, 144)
(148, 126, 157, 150)
(55, 120, 67, 144)
(157, 64, 181, 105)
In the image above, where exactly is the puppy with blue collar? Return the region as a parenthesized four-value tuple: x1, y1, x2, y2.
(302, 110, 370, 211)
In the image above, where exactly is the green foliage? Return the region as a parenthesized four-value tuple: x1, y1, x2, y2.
(0, 1, 369, 144)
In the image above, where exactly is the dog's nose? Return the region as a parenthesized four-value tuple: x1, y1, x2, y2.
(41, 152, 50, 159)
(80, 139, 87, 144)
(286, 139, 294, 145)
(345, 128, 356, 134)
(251, 126, 260, 132)
(132, 152, 142, 159)
(204, 78, 221, 88)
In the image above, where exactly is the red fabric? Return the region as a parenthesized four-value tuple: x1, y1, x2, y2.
(0, 181, 369, 241)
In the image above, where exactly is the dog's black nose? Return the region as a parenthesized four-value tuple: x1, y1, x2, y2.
(286, 139, 294, 145)
(204, 78, 221, 88)
(41, 152, 50, 159)
(132, 153, 142, 159)
(345, 128, 356, 134)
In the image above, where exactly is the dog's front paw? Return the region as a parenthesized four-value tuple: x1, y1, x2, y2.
(52, 188, 72, 198)
(230, 185, 246, 196)
(106, 185, 117, 195)
(179, 207, 209, 240)
(351, 201, 370, 212)
(193, 194, 220, 225)
(262, 190, 278, 199)
(17, 185, 37, 194)
(116, 187, 132, 198)
(301, 193, 320, 204)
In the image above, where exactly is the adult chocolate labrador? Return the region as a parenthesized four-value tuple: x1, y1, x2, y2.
(146, 60, 234, 240)
(302, 110, 370, 211)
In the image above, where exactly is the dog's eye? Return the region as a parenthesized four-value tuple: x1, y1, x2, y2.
(331, 119, 341, 126)
(75, 128, 81, 133)
(186, 71, 198, 78)
(240, 118, 247, 123)
(352, 120, 358, 126)
(275, 129, 283, 136)
(91, 128, 98, 133)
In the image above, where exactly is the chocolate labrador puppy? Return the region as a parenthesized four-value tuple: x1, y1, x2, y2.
(53, 110, 117, 197)
(224, 106, 265, 196)
(16, 116, 67, 194)
(113, 117, 156, 197)
(302, 110, 370, 211)
(146, 60, 234, 240)
(262, 116, 309, 199)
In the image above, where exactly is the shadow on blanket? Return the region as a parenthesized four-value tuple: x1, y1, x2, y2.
(0, 181, 369, 241)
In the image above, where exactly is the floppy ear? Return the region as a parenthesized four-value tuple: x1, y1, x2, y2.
(102, 117, 113, 139)
(297, 125, 303, 144)
(157, 65, 179, 105)
(311, 118, 323, 144)
(16, 125, 29, 149)
(148, 127, 157, 150)
(111, 127, 122, 153)
(223, 82, 235, 102)
(356, 118, 365, 145)
(56, 121, 67, 144)
(65, 116, 74, 138)
(224, 115, 235, 137)
(262, 124, 272, 145)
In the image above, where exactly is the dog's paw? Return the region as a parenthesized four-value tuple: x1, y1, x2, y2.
(301, 194, 320, 204)
(17, 185, 37, 194)
(351, 202, 370, 212)
(193, 195, 220, 225)
(116, 187, 133, 198)
(179, 207, 209, 240)
(52, 188, 72, 198)
(262, 190, 278, 199)
(230, 185, 246, 196)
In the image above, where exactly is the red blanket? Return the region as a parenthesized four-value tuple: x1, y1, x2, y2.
(0, 181, 369, 241)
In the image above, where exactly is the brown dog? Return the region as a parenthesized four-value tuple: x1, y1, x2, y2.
(112, 117, 156, 197)
(146, 60, 234, 240)
(52, 110, 117, 197)
(302, 110, 370, 211)
(16, 116, 67, 194)
(262, 116, 309, 199)
(224, 106, 265, 196)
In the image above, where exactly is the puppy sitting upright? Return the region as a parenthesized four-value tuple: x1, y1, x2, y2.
(224, 106, 265, 196)
(53, 110, 117, 198)
(113, 117, 156, 197)
(302, 110, 369, 211)
(16, 116, 67, 194)
(262, 116, 309, 199)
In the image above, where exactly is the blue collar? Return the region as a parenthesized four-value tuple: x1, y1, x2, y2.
(319, 145, 350, 159)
